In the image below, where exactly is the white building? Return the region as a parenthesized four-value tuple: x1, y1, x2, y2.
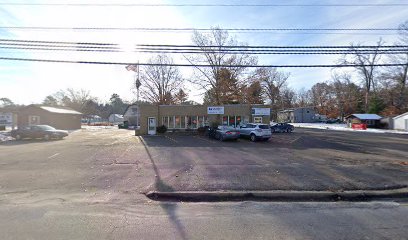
(393, 112, 408, 131)
(109, 114, 124, 123)
(123, 105, 140, 127)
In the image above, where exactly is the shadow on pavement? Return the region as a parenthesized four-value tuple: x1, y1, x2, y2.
(0, 139, 64, 146)
(140, 136, 187, 240)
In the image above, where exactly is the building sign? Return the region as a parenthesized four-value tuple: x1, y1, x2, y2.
(252, 108, 270, 116)
(207, 106, 224, 115)
(0, 113, 13, 125)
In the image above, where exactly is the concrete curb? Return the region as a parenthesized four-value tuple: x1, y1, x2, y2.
(146, 188, 408, 202)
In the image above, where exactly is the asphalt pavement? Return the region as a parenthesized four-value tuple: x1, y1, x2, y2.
(141, 128, 408, 193)
(1, 127, 408, 239)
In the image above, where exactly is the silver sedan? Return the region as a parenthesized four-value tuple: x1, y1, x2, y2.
(214, 125, 240, 141)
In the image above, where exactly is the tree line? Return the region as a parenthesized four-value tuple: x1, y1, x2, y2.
(132, 21, 408, 118)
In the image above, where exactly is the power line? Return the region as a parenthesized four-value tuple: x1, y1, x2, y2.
(0, 26, 399, 31)
(0, 3, 407, 7)
(1, 39, 407, 55)
(1, 38, 407, 49)
(1, 46, 407, 55)
(0, 56, 406, 68)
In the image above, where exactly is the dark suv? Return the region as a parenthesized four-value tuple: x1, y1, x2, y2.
(270, 123, 294, 133)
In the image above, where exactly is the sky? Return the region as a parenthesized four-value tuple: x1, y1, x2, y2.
(0, 0, 408, 105)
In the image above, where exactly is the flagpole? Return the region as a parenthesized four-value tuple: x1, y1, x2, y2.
(136, 61, 140, 102)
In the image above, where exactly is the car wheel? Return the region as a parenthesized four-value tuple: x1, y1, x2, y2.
(43, 134, 50, 141)
(15, 134, 21, 140)
(271, 128, 275, 133)
(250, 134, 257, 142)
(286, 128, 291, 133)
(219, 135, 224, 141)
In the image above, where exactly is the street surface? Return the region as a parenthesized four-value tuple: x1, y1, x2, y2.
(0, 127, 407, 239)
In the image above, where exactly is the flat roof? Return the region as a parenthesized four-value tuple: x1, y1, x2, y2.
(348, 114, 382, 120)
(40, 106, 82, 115)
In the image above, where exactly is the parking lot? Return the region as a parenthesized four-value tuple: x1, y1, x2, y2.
(0, 127, 407, 205)
(141, 129, 408, 192)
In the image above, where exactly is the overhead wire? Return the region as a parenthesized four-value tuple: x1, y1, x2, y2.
(0, 56, 406, 68)
(0, 3, 408, 7)
(1, 46, 407, 55)
(1, 38, 407, 49)
(1, 38, 407, 55)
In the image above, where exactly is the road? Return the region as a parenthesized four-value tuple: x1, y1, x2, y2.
(0, 127, 407, 239)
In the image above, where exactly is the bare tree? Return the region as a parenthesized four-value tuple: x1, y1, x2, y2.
(139, 55, 183, 105)
(186, 27, 257, 105)
(340, 39, 384, 112)
(294, 88, 311, 108)
(384, 21, 408, 112)
(244, 81, 264, 104)
(253, 67, 290, 107)
(52, 88, 96, 112)
(310, 82, 333, 116)
(330, 73, 363, 118)
(0, 97, 15, 107)
(173, 89, 189, 104)
(42, 95, 59, 106)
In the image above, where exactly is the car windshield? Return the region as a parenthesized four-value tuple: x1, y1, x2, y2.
(37, 125, 56, 131)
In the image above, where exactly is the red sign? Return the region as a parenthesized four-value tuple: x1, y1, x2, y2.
(352, 124, 367, 130)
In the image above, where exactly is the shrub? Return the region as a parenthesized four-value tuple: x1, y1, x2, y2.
(157, 125, 167, 134)
(197, 126, 207, 135)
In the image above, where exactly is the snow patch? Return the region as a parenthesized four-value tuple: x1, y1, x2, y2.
(292, 123, 408, 135)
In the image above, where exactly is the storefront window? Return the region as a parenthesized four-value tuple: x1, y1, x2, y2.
(236, 116, 242, 127)
(186, 116, 192, 129)
(169, 116, 174, 129)
(222, 116, 228, 125)
(181, 116, 186, 129)
(198, 116, 207, 127)
(229, 116, 235, 126)
(162, 117, 168, 127)
(191, 116, 198, 129)
(175, 116, 181, 129)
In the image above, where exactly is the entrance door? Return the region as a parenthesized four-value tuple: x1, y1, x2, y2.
(148, 117, 156, 135)
(29, 115, 40, 125)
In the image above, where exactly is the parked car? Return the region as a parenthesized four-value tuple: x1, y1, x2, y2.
(326, 118, 342, 124)
(207, 125, 240, 141)
(10, 125, 69, 140)
(239, 123, 271, 142)
(270, 123, 294, 133)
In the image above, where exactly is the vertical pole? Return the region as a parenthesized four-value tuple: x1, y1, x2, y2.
(137, 63, 140, 102)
